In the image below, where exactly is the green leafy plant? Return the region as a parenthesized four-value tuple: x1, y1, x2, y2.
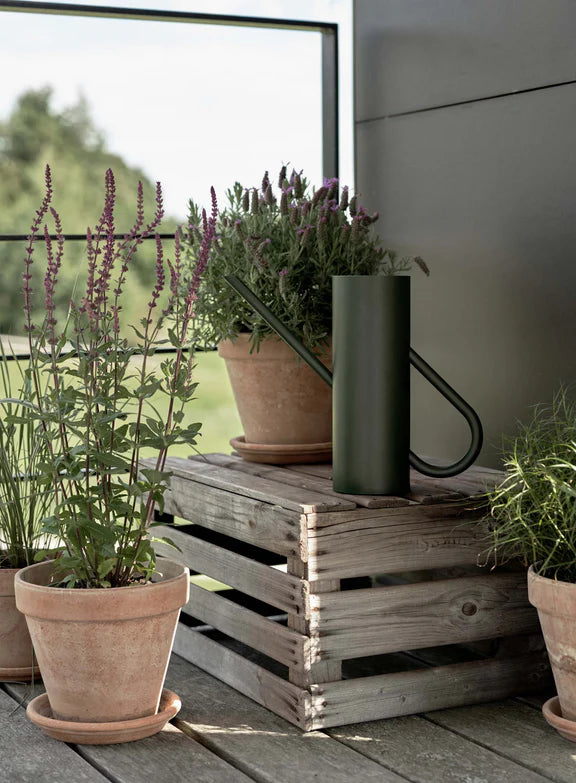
(18, 165, 217, 588)
(487, 388, 576, 582)
(0, 344, 53, 568)
(183, 167, 428, 352)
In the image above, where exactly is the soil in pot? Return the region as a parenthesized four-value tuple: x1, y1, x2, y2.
(218, 334, 332, 455)
(15, 557, 189, 733)
(0, 566, 40, 681)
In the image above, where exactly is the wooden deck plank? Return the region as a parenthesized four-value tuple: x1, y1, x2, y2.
(0, 686, 108, 783)
(328, 712, 552, 783)
(157, 456, 354, 513)
(425, 700, 576, 783)
(3, 682, 254, 783)
(166, 652, 409, 783)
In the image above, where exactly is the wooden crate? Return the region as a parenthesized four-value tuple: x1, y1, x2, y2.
(149, 453, 549, 731)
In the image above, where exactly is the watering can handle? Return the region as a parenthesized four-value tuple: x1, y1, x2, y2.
(409, 349, 483, 477)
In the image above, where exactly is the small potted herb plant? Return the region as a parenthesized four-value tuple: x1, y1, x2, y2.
(0, 346, 52, 681)
(487, 389, 576, 740)
(184, 166, 427, 463)
(13, 166, 217, 744)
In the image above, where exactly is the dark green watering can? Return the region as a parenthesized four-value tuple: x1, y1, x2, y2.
(226, 274, 483, 496)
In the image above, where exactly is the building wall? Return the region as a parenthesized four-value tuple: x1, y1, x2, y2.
(354, 0, 576, 467)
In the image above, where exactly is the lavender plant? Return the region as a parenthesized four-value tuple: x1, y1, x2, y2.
(183, 167, 428, 351)
(19, 165, 217, 588)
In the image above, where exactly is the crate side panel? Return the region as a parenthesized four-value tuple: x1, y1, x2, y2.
(174, 623, 308, 729)
(184, 582, 309, 670)
(161, 474, 303, 557)
(307, 510, 488, 580)
(153, 525, 305, 614)
(309, 653, 550, 730)
(310, 574, 540, 659)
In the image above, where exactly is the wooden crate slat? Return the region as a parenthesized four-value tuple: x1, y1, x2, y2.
(173, 623, 309, 729)
(184, 581, 309, 670)
(153, 525, 305, 614)
(159, 472, 301, 556)
(148, 454, 542, 729)
(309, 653, 549, 730)
(189, 453, 370, 509)
(310, 574, 540, 659)
(307, 509, 488, 581)
(284, 462, 411, 508)
(160, 455, 352, 513)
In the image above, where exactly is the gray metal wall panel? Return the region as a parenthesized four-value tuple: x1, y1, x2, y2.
(356, 85, 576, 466)
(355, 0, 576, 120)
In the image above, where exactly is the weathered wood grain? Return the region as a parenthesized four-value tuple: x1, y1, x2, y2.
(159, 474, 302, 556)
(287, 556, 341, 685)
(158, 456, 352, 513)
(328, 712, 551, 783)
(307, 507, 489, 580)
(153, 524, 305, 614)
(309, 653, 550, 730)
(310, 574, 540, 658)
(426, 700, 576, 783)
(0, 686, 107, 783)
(166, 653, 408, 783)
(173, 623, 309, 729)
(183, 581, 309, 670)
(4, 682, 251, 783)
(188, 454, 359, 510)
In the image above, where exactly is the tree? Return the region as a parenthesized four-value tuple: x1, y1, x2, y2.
(0, 88, 178, 335)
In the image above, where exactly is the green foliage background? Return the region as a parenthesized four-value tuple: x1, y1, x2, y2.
(0, 88, 240, 455)
(0, 87, 179, 335)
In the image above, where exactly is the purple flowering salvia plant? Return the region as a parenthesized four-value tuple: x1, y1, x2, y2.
(20, 165, 217, 588)
(184, 166, 428, 353)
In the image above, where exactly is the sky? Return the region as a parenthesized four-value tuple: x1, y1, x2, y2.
(0, 0, 352, 221)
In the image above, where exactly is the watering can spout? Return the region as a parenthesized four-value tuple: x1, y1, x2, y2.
(225, 274, 483, 486)
(225, 275, 333, 387)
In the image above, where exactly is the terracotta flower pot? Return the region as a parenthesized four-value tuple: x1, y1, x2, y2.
(528, 566, 576, 722)
(0, 566, 39, 681)
(218, 333, 332, 453)
(15, 558, 189, 726)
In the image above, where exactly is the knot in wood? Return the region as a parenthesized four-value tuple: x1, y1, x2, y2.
(461, 601, 478, 616)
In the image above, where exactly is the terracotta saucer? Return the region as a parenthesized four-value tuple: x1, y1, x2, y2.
(542, 696, 576, 742)
(26, 688, 181, 745)
(230, 435, 332, 465)
(0, 664, 41, 682)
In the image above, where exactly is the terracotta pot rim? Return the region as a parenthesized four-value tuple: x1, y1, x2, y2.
(527, 563, 576, 614)
(14, 557, 190, 622)
(217, 333, 331, 361)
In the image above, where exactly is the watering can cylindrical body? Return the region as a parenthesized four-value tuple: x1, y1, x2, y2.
(333, 275, 410, 494)
(225, 273, 483, 496)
